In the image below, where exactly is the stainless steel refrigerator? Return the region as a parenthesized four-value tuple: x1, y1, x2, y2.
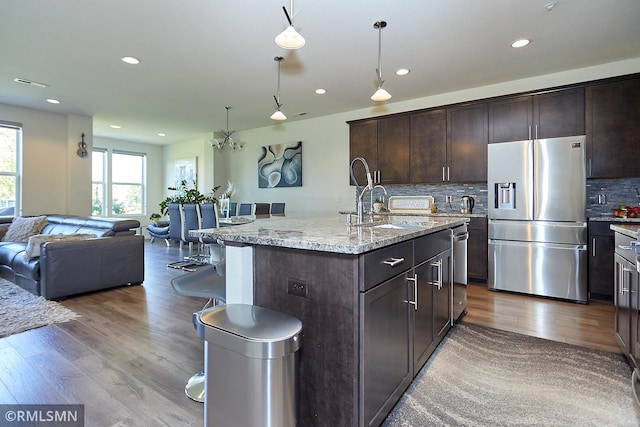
(487, 135, 588, 303)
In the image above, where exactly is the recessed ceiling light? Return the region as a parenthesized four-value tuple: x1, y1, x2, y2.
(121, 56, 140, 65)
(46, 98, 60, 104)
(511, 39, 530, 48)
(396, 68, 410, 76)
(110, 125, 122, 129)
(158, 133, 166, 137)
(315, 89, 326, 95)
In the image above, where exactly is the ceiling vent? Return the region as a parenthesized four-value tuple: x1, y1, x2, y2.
(13, 77, 48, 88)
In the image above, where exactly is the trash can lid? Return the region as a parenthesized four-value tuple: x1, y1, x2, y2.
(199, 304, 302, 342)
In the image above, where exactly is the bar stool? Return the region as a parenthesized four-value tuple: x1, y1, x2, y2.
(171, 265, 226, 402)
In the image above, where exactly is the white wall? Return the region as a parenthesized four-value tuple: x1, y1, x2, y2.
(213, 58, 640, 213)
(0, 103, 92, 216)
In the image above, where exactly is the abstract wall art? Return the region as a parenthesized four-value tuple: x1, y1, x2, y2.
(258, 141, 302, 188)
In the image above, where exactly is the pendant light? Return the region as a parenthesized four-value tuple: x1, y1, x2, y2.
(212, 106, 244, 150)
(371, 20, 392, 102)
(275, 0, 305, 49)
(271, 57, 287, 121)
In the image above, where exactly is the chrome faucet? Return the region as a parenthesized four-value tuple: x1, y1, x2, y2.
(350, 157, 375, 225)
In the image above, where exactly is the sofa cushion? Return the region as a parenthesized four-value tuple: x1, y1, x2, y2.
(23, 233, 97, 261)
(2, 216, 48, 243)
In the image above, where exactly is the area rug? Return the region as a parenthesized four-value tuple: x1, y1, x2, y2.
(0, 278, 79, 337)
(383, 323, 640, 427)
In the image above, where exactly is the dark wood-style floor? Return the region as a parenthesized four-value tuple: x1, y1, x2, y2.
(0, 241, 620, 425)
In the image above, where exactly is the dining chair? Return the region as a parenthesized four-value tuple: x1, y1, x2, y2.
(270, 202, 286, 216)
(254, 203, 270, 218)
(228, 202, 238, 217)
(168, 203, 184, 248)
(238, 203, 255, 216)
(180, 204, 202, 254)
(199, 203, 225, 268)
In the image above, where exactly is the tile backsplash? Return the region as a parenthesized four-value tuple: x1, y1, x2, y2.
(354, 177, 640, 217)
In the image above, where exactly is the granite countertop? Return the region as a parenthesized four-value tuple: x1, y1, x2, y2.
(338, 210, 487, 218)
(191, 213, 468, 255)
(589, 216, 640, 223)
(610, 223, 640, 239)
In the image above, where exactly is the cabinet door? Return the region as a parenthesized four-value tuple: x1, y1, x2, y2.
(614, 253, 631, 354)
(586, 77, 640, 178)
(433, 251, 451, 342)
(410, 109, 447, 183)
(534, 88, 585, 139)
(447, 103, 488, 182)
(349, 120, 378, 186)
(377, 115, 410, 184)
(413, 260, 435, 372)
(361, 272, 412, 427)
(468, 217, 488, 282)
(588, 222, 615, 300)
(489, 96, 532, 143)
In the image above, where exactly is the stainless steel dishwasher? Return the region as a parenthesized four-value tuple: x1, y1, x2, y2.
(452, 223, 469, 323)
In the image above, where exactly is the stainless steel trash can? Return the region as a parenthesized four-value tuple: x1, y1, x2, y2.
(196, 304, 303, 427)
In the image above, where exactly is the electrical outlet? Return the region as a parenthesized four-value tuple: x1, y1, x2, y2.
(288, 278, 308, 298)
(446, 195, 452, 203)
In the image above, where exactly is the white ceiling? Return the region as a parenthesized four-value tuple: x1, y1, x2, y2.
(1, 0, 639, 144)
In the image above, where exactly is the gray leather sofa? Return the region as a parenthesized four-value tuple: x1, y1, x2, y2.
(0, 215, 144, 300)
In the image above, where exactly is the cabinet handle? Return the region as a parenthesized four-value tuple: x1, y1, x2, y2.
(535, 124, 538, 139)
(383, 257, 405, 267)
(618, 245, 633, 251)
(588, 158, 592, 177)
(447, 167, 450, 182)
(429, 259, 443, 290)
(406, 274, 418, 311)
(592, 237, 596, 257)
(528, 125, 532, 141)
(442, 166, 445, 182)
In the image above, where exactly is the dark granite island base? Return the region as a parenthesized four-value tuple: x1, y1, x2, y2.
(192, 213, 467, 427)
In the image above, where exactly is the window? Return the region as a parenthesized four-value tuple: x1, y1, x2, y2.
(92, 149, 106, 216)
(0, 122, 21, 217)
(92, 149, 146, 216)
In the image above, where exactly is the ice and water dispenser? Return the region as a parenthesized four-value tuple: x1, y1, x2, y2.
(495, 182, 516, 210)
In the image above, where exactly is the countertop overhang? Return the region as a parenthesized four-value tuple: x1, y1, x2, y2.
(191, 213, 468, 255)
(610, 223, 640, 239)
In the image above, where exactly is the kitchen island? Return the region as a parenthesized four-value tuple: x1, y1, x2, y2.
(193, 213, 467, 426)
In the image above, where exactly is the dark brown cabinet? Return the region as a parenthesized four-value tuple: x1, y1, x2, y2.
(410, 109, 447, 183)
(447, 103, 488, 182)
(586, 77, 640, 178)
(488, 88, 585, 143)
(468, 217, 488, 282)
(348, 115, 410, 185)
(410, 103, 487, 184)
(588, 221, 615, 300)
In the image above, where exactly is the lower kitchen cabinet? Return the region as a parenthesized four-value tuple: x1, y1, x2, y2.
(614, 230, 639, 368)
(588, 221, 615, 300)
(468, 217, 488, 282)
(253, 229, 455, 427)
(413, 230, 452, 372)
(362, 271, 413, 427)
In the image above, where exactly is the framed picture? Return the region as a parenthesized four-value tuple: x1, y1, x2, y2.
(258, 141, 302, 188)
(174, 157, 197, 187)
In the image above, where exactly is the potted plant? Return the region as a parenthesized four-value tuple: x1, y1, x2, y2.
(373, 198, 387, 213)
(149, 213, 161, 222)
(159, 180, 221, 216)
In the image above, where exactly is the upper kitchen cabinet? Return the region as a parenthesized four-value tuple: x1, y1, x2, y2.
(446, 102, 488, 182)
(349, 119, 378, 185)
(348, 115, 410, 185)
(586, 76, 640, 178)
(488, 88, 585, 143)
(410, 109, 447, 183)
(409, 103, 487, 184)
